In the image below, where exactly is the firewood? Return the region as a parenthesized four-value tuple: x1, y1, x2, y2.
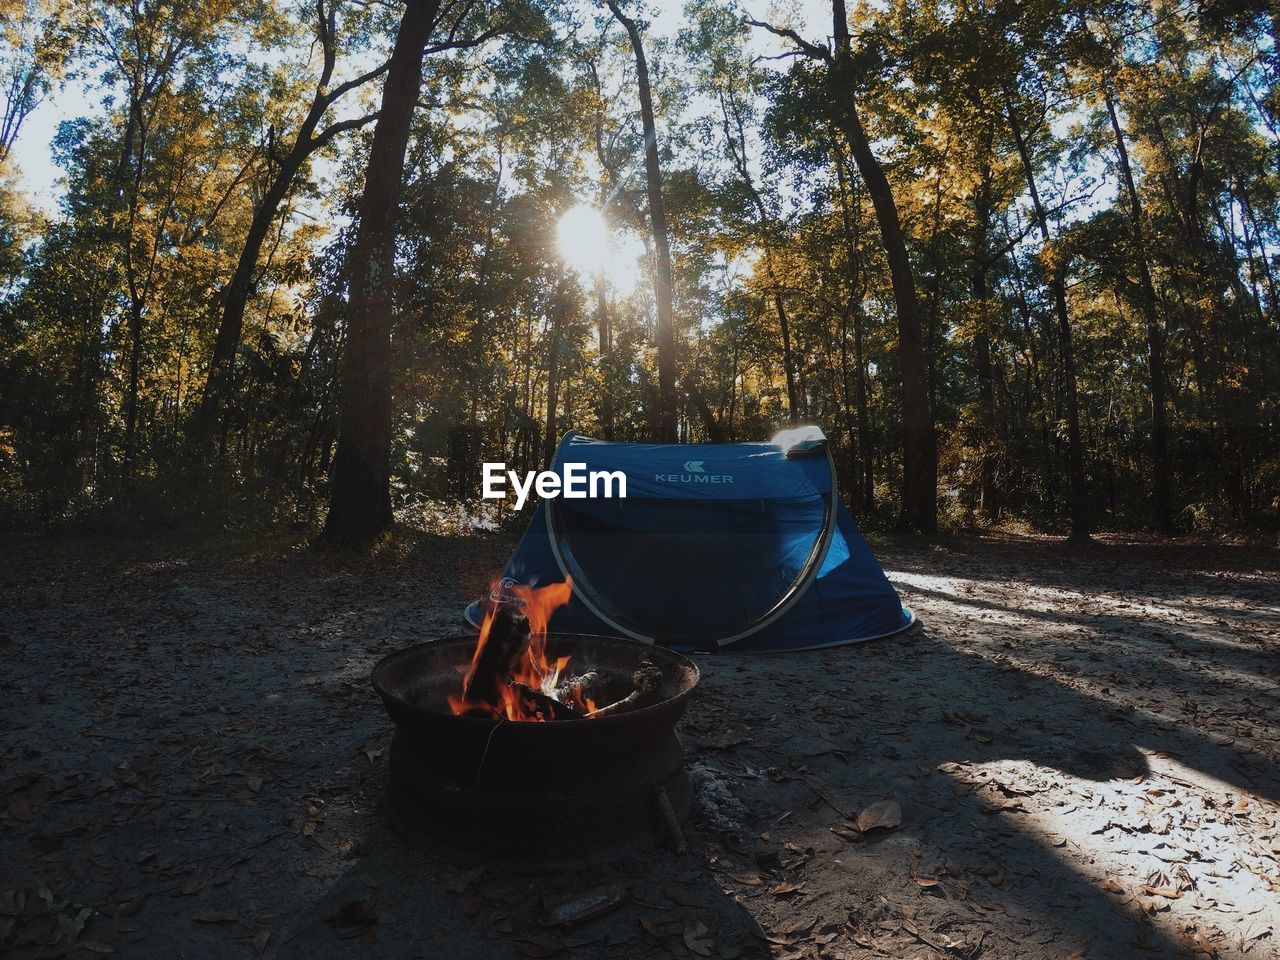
(587, 661, 664, 718)
(466, 603, 530, 705)
(509, 681, 584, 721)
(555, 669, 601, 703)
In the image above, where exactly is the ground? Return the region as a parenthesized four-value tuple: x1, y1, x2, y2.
(2, 529, 1278, 960)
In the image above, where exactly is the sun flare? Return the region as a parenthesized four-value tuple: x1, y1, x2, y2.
(557, 205, 640, 296)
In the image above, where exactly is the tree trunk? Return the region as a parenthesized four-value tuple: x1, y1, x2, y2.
(831, 141, 874, 514)
(685, 374, 726, 442)
(194, 0, 383, 453)
(194, 167, 302, 449)
(543, 296, 563, 468)
(594, 275, 615, 439)
(772, 286, 800, 421)
(1005, 97, 1090, 543)
(322, 0, 439, 545)
(972, 167, 999, 521)
(605, 1, 677, 442)
(1102, 83, 1172, 532)
(831, 0, 934, 531)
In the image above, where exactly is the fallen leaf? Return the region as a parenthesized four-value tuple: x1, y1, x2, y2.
(855, 798, 902, 833)
(78, 940, 115, 955)
(7, 796, 33, 822)
(253, 930, 271, 955)
(540, 883, 627, 927)
(912, 877, 941, 888)
(192, 910, 239, 923)
(358, 873, 378, 889)
(684, 921, 714, 957)
(769, 881, 804, 897)
(115, 897, 145, 919)
(662, 885, 706, 908)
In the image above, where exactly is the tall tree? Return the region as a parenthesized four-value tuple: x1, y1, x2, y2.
(322, 0, 441, 544)
(1003, 90, 1090, 542)
(192, 0, 386, 453)
(0, 0, 72, 162)
(749, 0, 937, 531)
(603, 0, 678, 442)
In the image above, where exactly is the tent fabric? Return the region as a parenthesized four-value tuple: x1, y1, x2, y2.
(466, 430, 915, 652)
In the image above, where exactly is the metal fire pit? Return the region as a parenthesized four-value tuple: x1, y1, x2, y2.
(371, 634, 699, 854)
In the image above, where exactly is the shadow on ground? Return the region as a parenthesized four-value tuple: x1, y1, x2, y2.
(1, 531, 1276, 958)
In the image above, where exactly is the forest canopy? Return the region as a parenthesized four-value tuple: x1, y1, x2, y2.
(0, 0, 1276, 541)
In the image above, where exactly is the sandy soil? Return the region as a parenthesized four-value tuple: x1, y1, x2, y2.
(2, 529, 1278, 960)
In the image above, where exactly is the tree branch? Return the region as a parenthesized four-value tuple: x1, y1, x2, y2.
(743, 17, 829, 62)
(322, 61, 390, 106)
(423, 24, 505, 55)
(311, 110, 380, 149)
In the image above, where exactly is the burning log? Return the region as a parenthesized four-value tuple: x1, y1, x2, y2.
(461, 602, 530, 710)
(555, 669, 601, 704)
(587, 661, 664, 719)
(510, 681, 584, 721)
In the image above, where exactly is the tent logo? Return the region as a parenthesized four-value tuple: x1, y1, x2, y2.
(655, 462, 735, 485)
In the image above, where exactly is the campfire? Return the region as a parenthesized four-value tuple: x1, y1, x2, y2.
(447, 578, 663, 723)
(370, 581, 700, 852)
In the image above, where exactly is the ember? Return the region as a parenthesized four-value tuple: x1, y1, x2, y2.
(448, 578, 604, 721)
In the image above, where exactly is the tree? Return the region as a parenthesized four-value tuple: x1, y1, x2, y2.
(749, 0, 937, 531)
(193, 0, 387, 453)
(0, 0, 73, 162)
(322, 0, 442, 544)
(602, 0, 678, 442)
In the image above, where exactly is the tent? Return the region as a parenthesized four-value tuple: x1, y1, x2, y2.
(465, 428, 915, 652)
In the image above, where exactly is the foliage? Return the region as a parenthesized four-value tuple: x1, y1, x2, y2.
(0, 0, 1277, 535)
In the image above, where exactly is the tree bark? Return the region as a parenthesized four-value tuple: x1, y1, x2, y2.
(972, 166, 999, 521)
(831, 140, 874, 514)
(322, 0, 439, 545)
(1102, 83, 1172, 532)
(604, 1, 678, 442)
(831, 0, 935, 531)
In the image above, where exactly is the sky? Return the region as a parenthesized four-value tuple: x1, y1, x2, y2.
(7, 1, 835, 215)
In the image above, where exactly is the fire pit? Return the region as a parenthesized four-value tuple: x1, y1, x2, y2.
(371, 581, 699, 854)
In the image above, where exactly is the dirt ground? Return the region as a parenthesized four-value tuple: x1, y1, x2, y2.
(2, 528, 1278, 960)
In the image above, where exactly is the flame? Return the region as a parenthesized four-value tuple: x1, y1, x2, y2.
(448, 578, 596, 721)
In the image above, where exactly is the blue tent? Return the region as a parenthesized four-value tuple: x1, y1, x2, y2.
(466, 428, 914, 652)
